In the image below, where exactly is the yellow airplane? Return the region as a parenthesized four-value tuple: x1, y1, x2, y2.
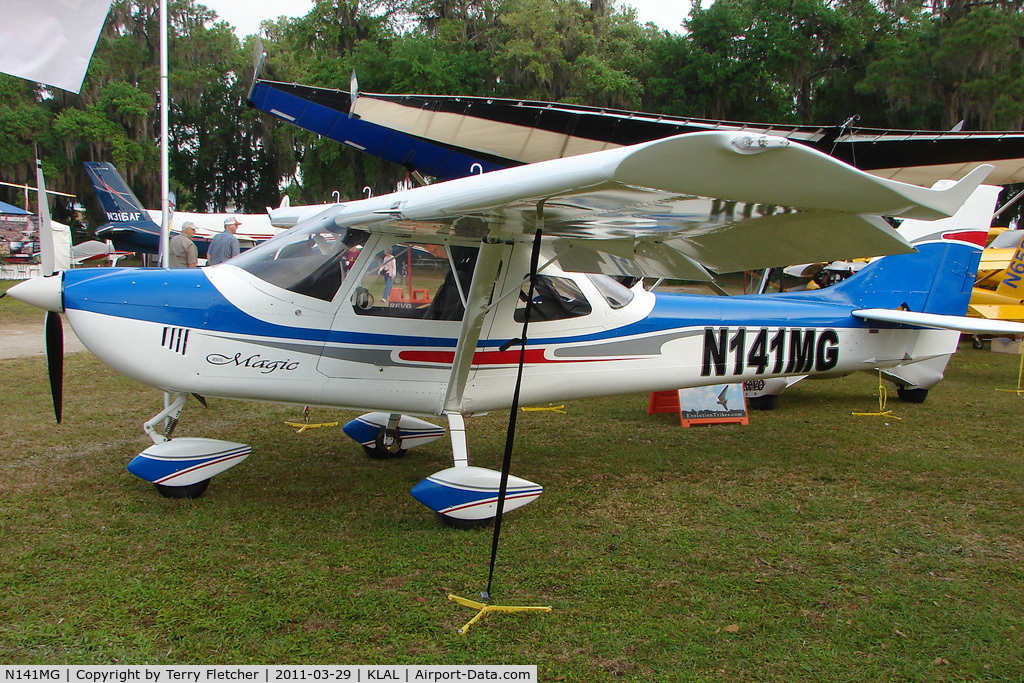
(976, 229, 1024, 286)
(968, 229, 1024, 345)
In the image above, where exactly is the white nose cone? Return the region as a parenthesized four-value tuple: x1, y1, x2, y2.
(6, 274, 63, 313)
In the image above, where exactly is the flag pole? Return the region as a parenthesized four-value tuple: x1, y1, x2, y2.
(158, 0, 170, 267)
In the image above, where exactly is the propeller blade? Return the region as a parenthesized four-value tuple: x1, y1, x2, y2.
(36, 157, 56, 276)
(44, 310, 63, 423)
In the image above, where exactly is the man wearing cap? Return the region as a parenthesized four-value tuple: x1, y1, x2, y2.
(208, 216, 241, 265)
(168, 221, 198, 268)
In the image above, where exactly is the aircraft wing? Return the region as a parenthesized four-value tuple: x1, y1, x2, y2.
(317, 131, 991, 279)
(854, 308, 1024, 334)
(977, 246, 1021, 284)
(249, 79, 1024, 186)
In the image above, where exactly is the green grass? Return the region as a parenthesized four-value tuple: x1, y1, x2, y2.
(1, 306, 1024, 677)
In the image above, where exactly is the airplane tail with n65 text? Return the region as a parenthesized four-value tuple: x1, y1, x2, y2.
(11, 131, 1024, 526)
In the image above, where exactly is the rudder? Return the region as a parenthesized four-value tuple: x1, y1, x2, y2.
(814, 184, 999, 316)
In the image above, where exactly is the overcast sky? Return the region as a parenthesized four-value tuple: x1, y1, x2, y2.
(199, 0, 688, 39)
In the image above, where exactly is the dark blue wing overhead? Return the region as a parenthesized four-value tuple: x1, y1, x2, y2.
(249, 78, 1024, 187)
(248, 81, 509, 181)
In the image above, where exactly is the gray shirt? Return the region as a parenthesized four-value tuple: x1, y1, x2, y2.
(168, 233, 197, 268)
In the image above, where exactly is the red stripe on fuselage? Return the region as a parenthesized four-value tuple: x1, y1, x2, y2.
(397, 348, 614, 365)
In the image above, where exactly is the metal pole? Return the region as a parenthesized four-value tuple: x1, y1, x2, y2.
(159, 0, 170, 267)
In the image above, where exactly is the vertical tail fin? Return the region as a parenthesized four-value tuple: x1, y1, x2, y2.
(84, 162, 159, 230)
(815, 184, 999, 315)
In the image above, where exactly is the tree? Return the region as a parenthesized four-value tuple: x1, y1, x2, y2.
(860, 5, 1024, 129)
(488, 0, 646, 107)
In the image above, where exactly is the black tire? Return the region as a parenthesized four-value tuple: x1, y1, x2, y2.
(972, 336, 985, 350)
(746, 394, 780, 411)
(362, 428, 407, 459)
(896, 387, 929, 404)
(154, 479, 210, 499)
(436, 512, 493, 530)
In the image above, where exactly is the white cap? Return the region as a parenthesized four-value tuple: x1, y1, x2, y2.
(224, 216, 241, 227)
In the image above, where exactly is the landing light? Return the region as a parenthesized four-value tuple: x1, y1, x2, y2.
(730, 134, 790, 155)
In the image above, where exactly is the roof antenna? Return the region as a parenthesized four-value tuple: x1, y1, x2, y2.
(348, 70, 358, 118)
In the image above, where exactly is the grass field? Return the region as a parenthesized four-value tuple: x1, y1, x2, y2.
(2, 293, 1024, 679)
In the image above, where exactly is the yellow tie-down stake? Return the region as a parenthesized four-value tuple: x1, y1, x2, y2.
(285, 406, 339, 433)
(996, 341, 1024, 396)
(520, 404, 566, 414)
(448, 594, 552, 635)
(852, 371, 900, 420)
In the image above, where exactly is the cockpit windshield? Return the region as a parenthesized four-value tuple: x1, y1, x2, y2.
(231, 215, 369, 301)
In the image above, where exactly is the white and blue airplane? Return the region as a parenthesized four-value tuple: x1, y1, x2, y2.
(9, 131, 1024, 527)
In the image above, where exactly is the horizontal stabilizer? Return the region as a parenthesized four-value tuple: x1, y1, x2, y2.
(854, 308, 1024, 335)
(969, 303, 1024, 322)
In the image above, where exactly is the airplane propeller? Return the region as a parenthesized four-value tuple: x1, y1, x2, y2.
(45, 309, 63, 422)
(35, 156, 63, 422)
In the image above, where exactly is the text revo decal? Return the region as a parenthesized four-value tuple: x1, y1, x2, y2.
(701, 327, 839, 377)
(207, 352, 299, 374)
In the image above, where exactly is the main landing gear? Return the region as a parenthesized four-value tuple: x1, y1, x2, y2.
(125, 397, 544, 527)
(343, 412, 544, 528)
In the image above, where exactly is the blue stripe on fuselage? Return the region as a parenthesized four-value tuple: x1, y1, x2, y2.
(61, 268, 458, 348)
(63, 267, 864, 352)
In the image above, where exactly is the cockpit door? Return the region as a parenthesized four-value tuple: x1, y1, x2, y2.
(317, 236, 484, 415)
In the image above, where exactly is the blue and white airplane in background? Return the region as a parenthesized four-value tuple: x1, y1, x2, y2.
(10, 132, 1024, 526)
(84, 162, 283, 257)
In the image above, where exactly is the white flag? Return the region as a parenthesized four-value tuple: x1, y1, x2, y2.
(0, 0, 113, 94)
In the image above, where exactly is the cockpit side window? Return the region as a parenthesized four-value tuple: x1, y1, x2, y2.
(352, 242, 479, 320)
(587, 273, 635, 309)
(514, 275, 592, 323)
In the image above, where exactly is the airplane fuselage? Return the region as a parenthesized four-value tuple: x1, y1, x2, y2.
(57, 261, 955, 417)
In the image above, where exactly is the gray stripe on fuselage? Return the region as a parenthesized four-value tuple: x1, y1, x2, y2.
(549, 329, 700, 358)
(204, 329, 698, 365)
(205, 333, 404, 367)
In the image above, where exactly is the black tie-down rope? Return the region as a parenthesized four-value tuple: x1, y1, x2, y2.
(447, 228, 552, 634)
(485, 227, 543, 600)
